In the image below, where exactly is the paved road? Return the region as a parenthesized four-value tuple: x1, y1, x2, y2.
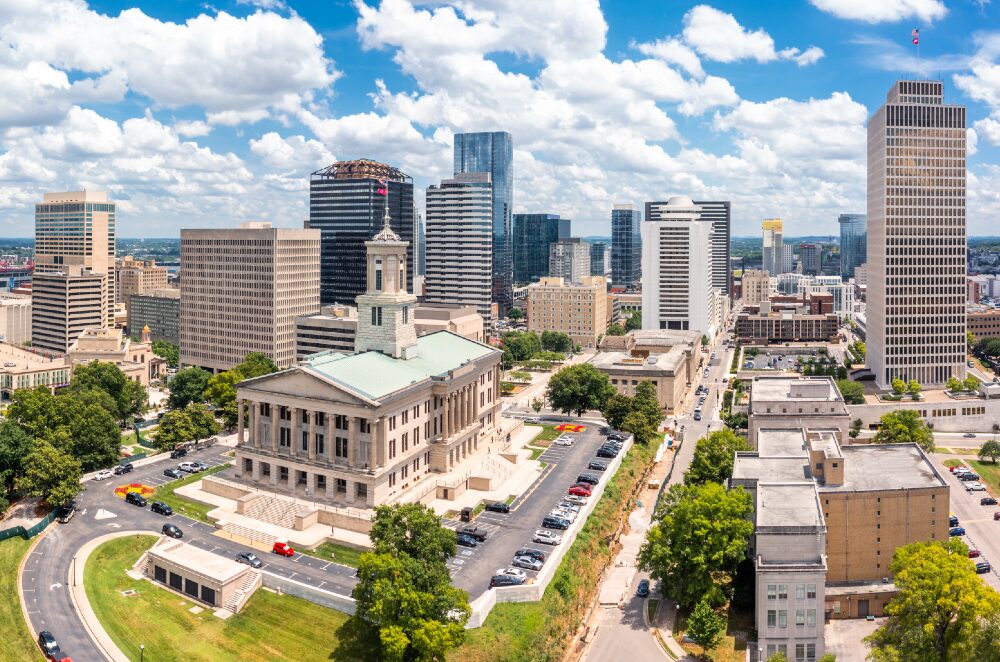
(587, 594, 663, 662)
(20, 444, 357, 662)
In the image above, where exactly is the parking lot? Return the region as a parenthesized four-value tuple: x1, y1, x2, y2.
(741, 352, 801, 371)
(933, 456, 1000, 591)
(446, 423, 625, 599)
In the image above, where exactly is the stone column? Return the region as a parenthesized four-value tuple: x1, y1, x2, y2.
(345, 478, 355, 504)
(237, 398, 245, 444)
(327, 414, 336, 465)
(270, 464, 279, 486)
(307, 411, 317, 461)
(450, 393, 457, 433)
(347, 416, 357, 468)
(326, 473, 336, 501)
(473, 381, 480, 420)
(270, 404, 278, 452)
(252, 460, 261, 482)
(306, 472, 317, 499)
(465, 386, 473, 426)
(443, 395, 451, 438)
(290, 407, 299, 458)
(376, 418, 385, 468)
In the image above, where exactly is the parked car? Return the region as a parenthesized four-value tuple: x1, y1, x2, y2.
(489, 574, 524, 588)
(983, 497, 998, 506)
(576, 473, 600, 486)
(964, 433, 977, 438)
(959, 472, 980, 481)
(485, 501, 510, 514)
(553, 437, 574, 447)
(542, 515, 570, 530)
(113, 463, 133, 476)
(563, 494, 588, 505)
(161, 523, 183, 539)
(549, 509, 577, 523)
(556, 501, 581, 513)
(456, 533, 478, 548)
(596, 447, 618, 459)
(460, 507, 473, 522)
(178, 462, 199, 473)
(93, 469, 113, 481)
(570, 482, 593, 494)
(495, 567, 527, 581)
(272, 541, 295, 557)
(950, 526, 967, 536)
(532, 529, 562, 545)
(191, 460, 209, 471)
(163, 468, 183, 479)
(966, 483, 988, 492)
(608, 433, 626, 442)
(977, 561, 992, 574)
(236, 552, 264, 568)
(150, 501, 173, 516)
(950, 515, 960, 527)
(970, 549, 982, 558)
(458, 526, 488, 542)
(636, 579, 651, 597)
(170, 447, 187, 459)
(37, 631, 71, 662)
(125, 492, 147, 507)
(512, 555, 543, 571)
(568, 485, 592, 497)
(56, 502, 76, 524)
(514, 548, 547, 562)
(693, 412, 702, 421)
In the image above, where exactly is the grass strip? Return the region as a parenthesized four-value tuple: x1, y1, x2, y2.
(152, 464, 228, 523)
(0, 537, 40, 661)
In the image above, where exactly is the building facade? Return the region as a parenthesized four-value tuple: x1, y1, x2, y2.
(526, 276, 608, 349)
(454, 131, 513, 315)
(179, 222, 320, 372)
(799, 244, 822, 276)
(593, 330, 700, 411)
(742, 270, 772, 305)
(0, 342, 70, 400)
(548, 238, 591, 284)
(868, 80, 967, 388)
(611, 205, 642, 289)
(589, 242, 611, 278)
(693, 200, 732, 297)
(67, 326, 162, 385)
(309, 159, 414, 306)
(127, 289, 180, 344)
(735, 310, 840, 344)
(0, 294, 30, 345)
(762, 219, 783, 276)
(424, 173, 493, 321)
(31, 267, 107, 354)
(116, 256, 168, 304)
(968, 308, 1000, 340)
(512, 213, 570, 285)
(838, 214, 867, 279)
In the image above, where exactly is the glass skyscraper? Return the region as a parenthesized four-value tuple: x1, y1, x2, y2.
(611, 205, 642, 289)
(454, 131, 513, 314)
(838, 213, 867, 279)
(512, 213, 570, 284)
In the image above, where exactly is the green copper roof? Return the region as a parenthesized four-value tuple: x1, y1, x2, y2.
(301, 331, 497, 400)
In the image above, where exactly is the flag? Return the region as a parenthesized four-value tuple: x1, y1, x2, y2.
(377, 179, 387, 196)
(912, 28, 919, 45)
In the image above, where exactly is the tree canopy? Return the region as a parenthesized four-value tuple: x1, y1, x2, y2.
(501, 331, 542, 362)
(624, 311, 642, 331)
(685, 429, 752, 486)
(836, 379, 865, 405)
(16, 439, 82, 507)
(151, 340, 179, 368)
(605, 323, 626, 337)
(980, 440, 1000, 464)
(872, 410, 934, 453)
(687, 597, 727, 656)
(540, 330, 572, 353)
(546, 363, 616, 417)
(69, 360, 147, 426)
(168, 367, 212, 409)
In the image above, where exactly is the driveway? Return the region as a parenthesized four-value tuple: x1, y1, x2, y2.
(824, 617, 881, 662)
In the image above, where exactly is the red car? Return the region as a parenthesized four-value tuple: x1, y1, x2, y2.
(994, 512, 1000, 521)
(568, 485, 592, 497)
(272, 541, 295, 557)
(970, 549, 982, 558)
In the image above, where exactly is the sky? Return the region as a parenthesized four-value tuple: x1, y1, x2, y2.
(2, 0, 1000, 238)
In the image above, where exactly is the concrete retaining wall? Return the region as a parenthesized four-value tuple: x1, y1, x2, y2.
(203, 476, 252, 501)
(262, 572, 356, 615)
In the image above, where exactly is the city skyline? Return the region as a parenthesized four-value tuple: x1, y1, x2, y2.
(1, 1, 1000, 239)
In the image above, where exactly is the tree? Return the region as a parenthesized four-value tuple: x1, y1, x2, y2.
(979, 440, 1000, 464)
(507, 307, 524, 321)
(818, 655, 837, 662)
(964, 375, 981, 393)
(600, 393, 634, 430)
(502, 331, 542, 362)
(500, 349, 514, 372)
(891, 378, 906, 396)
(685, 429, 752, 486)
(155, 409, 196, 450)
(70, 360, 147, 426)
(168, 367, 211, 409)
(5, 387, 59, 439)
(151, 340, 179, 368)
(633, 381, 664, 426)
(836, 379, 865, 405)
(204, 370, 242, 428)
(64, 396, 122, 470)
(0, 421, 31, 508)
(546, 363, 616, 417)
(540, 330, 572, 353)
(701, 335, 709, 347)
(767, 653, 789, 662)
(621, 410, 658, 445)
(638, 482, 754, 609)
(369, 504, 458, 565)
(873, 410, 934, 453)
(605, 323, 626, 337)
(185, 403, 221, 440)
(625, 311, 642, 331)
(908, 379, 922, 399)
(16, 440, 82, 507)
(687, 597, 726, 657)
(968, 330, 977, 352)
(947, 376, 964, 392)
(235, 352, 278, 379)
(849, 418, 862, 440)
(866, 539, 1000, 662)
(530, 398, 544, 414)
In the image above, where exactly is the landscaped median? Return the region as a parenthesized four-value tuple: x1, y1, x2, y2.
(453, 434, 662, 662)
(2, 536, 40, 661)
(152, 464, 228, 522)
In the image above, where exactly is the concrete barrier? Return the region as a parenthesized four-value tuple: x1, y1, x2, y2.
(262, 572, 356, 615)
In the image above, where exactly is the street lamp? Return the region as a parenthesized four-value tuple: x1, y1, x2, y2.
(140, 644, 145, 662)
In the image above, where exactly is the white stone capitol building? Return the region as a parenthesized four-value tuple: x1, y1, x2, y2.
(233, 210, 502, 508)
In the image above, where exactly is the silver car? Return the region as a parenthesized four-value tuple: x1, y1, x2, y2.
(533, 529, 562, 545)
(511, 555, 543, 571)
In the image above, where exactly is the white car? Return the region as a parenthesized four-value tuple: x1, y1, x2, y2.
(563, 494, 587, 505)
(178, 462, 199, 473)
(93, 469, 114, 481)
(512, 555, 543, 571)
(533, 529, 562, 545)
(556, 501, 581, 513)
(549, 509, 577, 523)
(496, 566, 528, 580)
(965, 482, 987, 492)
(553, 437, 574, 447)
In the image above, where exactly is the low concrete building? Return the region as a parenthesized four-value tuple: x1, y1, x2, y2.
(593, 330, 700, 411)
(967, 306, 1000, 340)
(748, 377, 850, 444)
(526, 276, 608, 349)
(0, 343, 71, 400)
(0, 293, 30, 345)
(66, 326, 164, 385)
(736, 301, 839, 344)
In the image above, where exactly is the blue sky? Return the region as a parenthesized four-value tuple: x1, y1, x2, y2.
(1, 0, 999, 238)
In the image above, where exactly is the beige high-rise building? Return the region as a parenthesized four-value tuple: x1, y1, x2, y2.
(742, 269, 772, 305)
(180, 222, 320, 372)
(116, 256, 168, 304)
(32, 191, 116, 353)
(526, 276, 608, 348)
(868, 81, 967, 388)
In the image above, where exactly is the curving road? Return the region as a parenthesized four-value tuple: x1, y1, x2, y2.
(19, 444, 358, 662)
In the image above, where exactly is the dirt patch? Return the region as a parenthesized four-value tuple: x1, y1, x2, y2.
(0, 497, 49, 529)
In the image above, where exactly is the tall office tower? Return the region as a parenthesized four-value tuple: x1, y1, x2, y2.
(32, 191, 116, 353)
(423, 174, 494, 321)
(799, 244, 823, 276)
(179, 222, 320, 371)
(761, 218, 783, 276)
(589, 242, 611, 277)
(641, 196, 720, 336)
(512, 213, 571, 284)
(838, 214, 867, 279)
(868, 80, 966, 388)
(116, 256, 168, 304)
(416, 214, 426, 276)
(549, 238, 591, 283)
(611, 205, 642, 288)
(780, 243, 795, 275)
(309, 159, 414, 306)
(693, 201, 732, 297)
(454, 131, 513, 315)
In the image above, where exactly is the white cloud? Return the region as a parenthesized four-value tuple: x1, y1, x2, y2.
(809, 0, 947, 23)
(974, 117, 1000, 146)
(174, 121, 212, 138)
(681, 5, 823, 65)
(635, 37, 705, 78)
(249, 132, 335, 170)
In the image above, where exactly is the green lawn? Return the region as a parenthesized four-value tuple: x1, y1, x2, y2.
(533, 425, 563, 443)
(84, 535, 357, 661)
(945, 458, 1000, 495)
(152, 465, 228, 523)
(527, 447, 545, 461)
(0, 537, 41, 661)
(300, 541, 365, 568)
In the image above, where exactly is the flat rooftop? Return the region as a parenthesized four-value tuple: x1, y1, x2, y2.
(808, 431, 842, 458)
(751, 376, 844, 403)
(0, 343, 66, 372)
(757, 429, 808, 458)
(149, 540, 245, 583)
(756, 483, 824, 529)
(592, 347, 687, 374)
(733, 456, 810, 483)
(820, 443, 947, 492)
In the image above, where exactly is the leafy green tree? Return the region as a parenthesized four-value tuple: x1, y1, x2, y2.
(502, 331, 542, 362)
(767, 653, 789, 662)
(964, 375, 981, 392)
(947, 376, 964, 392)
(633, 381, 664, 426)
(155, 409, 196, 450)
(507, 307, 524, 321)
(866, 539, 1000, 662)
(621, 410, 658, 445)
(600, 392, 634, 430)
(0, 421, 31, 503)
(64, 396, 121, 470)
(979, 440, 1000, 464)
(235, 352, 278, 379)
(625, 311, 642, 331)
(16, 440, 82, 507)
(968, 330, 977, 352)
(908, 379, 922, 399)
(530, 397, 544, 414)
(891, 378, 906, 396)
(369, 503, 457, 564)
(70, 360, 148, 426)
(701, 335, 709, 347)
(873, 410, 934, 453)
(168, 367, 212, 409)
(818, 655, 837, 662)
(6, 387, 60, 438)
(204, 370, 241, 427)
(151, 340, 179, 368)
(546, 363, 616, 417)
(638, 482, 754, 609)
(540, 330, 572, 353)
(184, 403, 221, 440)
(836, 379, 865, 405)
(605, 323, 626, 337)
(685, 429, 752, 486)
(687, 597, 727, 657)
(500, 349, 514, 372)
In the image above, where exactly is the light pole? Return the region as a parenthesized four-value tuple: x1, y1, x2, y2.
(140, 644, 145, 662)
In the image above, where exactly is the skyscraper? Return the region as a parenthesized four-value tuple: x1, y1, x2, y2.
(761, 218, 783, 276)
(693, 200, 732, 297)
(799, 244, 822, 276)
(611, 205, 642, 289)
(309, 159, 414, 306)
(548, 238, 591, 284)
(454, 131, 513, 315)
(589, 242, 611, 277)
(423, 173, 494, 321)
(838, 214, 867, 279)
(512, 213, 570, 284)
(868, 80, 966, 388)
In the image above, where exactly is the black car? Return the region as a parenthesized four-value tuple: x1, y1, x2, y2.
(983, 497, 999, 506)
(576, 473, 600, 486)
(490, 573, 524, 588)
(459, 526, 488, 542)
(162, 523, 183, 539)
(170, 447, 187, 459)
(608, 433, 626, 442)
(596, 447, 618, 459)
(977, 561, 992, 574)
(485, 501, 510, 514)
(163, 468, 183, 479)
(113, 463, 133, 475)
(514, 548, 547, 562)
(542, 515, 570, 530)
(456, 533, 478, 548)
(125, 491, 147, 507)
(150, 501, 173, 516)
(588, 461, 607, 471)
(38, 630, 59, 656)
(56, 502, 76, 524)
(236, 551, 264, 568)
(636, 579, 651, 597)
(950, 515, 960, 527)
(959, 473, 980, 481)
